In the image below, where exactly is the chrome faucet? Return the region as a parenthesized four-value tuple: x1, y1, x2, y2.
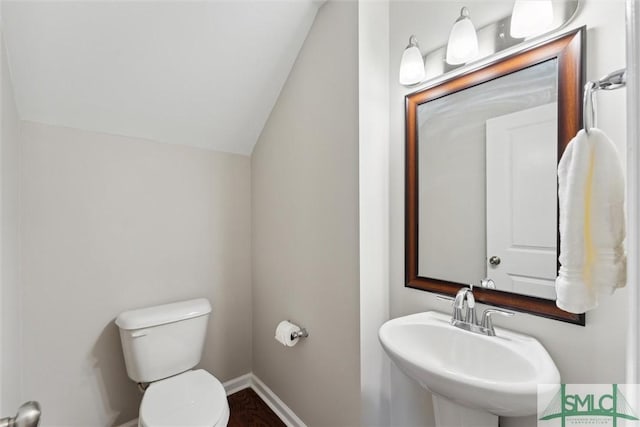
(452, 286, 475, 323)
(439, 285, 514, 336)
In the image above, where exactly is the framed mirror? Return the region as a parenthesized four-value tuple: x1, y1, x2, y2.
(405, 27, 585, 324)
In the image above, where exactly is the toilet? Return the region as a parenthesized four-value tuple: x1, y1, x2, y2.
(116, 298, 230, 427)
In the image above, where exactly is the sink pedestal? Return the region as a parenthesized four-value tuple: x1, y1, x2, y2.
(433, 395, 498, 427)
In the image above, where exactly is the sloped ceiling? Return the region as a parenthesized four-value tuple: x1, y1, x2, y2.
(2, 1, 322, 155)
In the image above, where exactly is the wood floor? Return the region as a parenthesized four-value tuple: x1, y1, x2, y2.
(228, 388, 286, 427)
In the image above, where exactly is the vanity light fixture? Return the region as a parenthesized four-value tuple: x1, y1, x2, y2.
(510, 0, 554, 39)
(445, 7, 479, 65)
(399, 35, 426, 86)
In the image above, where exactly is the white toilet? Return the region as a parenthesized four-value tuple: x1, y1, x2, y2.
(115, 298, 230, 427)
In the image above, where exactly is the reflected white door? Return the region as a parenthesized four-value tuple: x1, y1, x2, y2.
(485, 103, 558, 299)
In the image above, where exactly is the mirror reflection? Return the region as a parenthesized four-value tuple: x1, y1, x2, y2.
(417, 59, 558, 299)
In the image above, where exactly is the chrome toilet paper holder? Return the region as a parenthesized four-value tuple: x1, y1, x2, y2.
(290, 326, 309, 340)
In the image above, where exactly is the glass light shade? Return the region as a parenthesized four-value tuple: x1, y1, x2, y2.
(446, 8, 479, 65)
(399, 37, 425, 86)
(510, 0, 554, 39)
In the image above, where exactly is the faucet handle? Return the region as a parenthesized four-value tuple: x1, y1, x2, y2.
(481, 308, 515, 336)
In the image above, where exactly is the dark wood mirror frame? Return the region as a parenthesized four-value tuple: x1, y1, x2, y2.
(405, 27, 586, 325)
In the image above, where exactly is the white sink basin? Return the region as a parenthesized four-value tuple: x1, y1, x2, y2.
(378, 311, 560, 418)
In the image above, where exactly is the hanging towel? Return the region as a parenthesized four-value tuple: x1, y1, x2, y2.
(555, 128, 626, 313)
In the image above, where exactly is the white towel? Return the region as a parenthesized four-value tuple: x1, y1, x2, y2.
(555, 128, 626, 313)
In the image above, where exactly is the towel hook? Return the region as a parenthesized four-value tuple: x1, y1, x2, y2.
(583, 68, 627, 135)
(598, 69, 627, 91)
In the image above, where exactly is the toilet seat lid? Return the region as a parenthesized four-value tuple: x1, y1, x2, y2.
(140, 369, 229, 426)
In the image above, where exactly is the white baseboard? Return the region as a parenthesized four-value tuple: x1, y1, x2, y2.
(222, 372, 252, 395)
(249, 373, 307, 427)
(118, 372, 306, 427)
(115, 420, 138, 427)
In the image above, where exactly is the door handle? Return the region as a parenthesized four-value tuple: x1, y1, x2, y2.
(489, 256, 501, 266)
(0, 401, 41, 427)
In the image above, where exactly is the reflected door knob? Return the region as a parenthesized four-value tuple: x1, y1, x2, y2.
(489, 256, 501, 266)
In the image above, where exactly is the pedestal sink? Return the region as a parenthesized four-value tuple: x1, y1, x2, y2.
(378, 311, 560, 427)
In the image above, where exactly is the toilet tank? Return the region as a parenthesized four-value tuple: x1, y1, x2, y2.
(115, 298, 212, 383)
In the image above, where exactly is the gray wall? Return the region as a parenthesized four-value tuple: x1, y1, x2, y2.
(388, 1, 628, 426)
(20, 121, 252, 426)
(251, 1, 360, 425)
(1, 22, 23, 415)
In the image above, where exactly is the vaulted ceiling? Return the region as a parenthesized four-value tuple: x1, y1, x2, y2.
(2, 1, 322, 155)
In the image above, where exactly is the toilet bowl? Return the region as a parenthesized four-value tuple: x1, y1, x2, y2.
(139, 370, 229, 427)
(115, 298, 230, 427)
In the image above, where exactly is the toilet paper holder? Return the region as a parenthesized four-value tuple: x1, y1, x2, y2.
(290, 326, 309, 340)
